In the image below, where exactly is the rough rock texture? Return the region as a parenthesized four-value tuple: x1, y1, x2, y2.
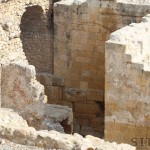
(28, 104, 73, 133)
(1, 62, 73, 133)
(0, 0, 51, 65)
(1, 0, 150, 140)
(105, 14, 150, 149)
(0, 0, 53, 126)
(0, 108, 28, 128)
(0, 0, 150, 149)
(0, 104, 72, 133)
(0, 139, 44, 150)
(1, 63, 46, 120)
(0, 108, 135, 150)
(0, 0, 73, 134)
(117, 0, 150, 4)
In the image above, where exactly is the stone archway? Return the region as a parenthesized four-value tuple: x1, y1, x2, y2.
(20, 5, 54, 73)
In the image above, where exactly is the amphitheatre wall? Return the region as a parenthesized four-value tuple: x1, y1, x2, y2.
(53, 0, 150, 137)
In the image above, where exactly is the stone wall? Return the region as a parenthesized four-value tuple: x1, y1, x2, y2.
(1, 62, 73, 132)
(0, 0, 52, 103)
(37, 72, 66, 104)
(54, 0, 150, 91)
(0, 0, 51, 65)
(53, 0, 150, 137)
(20, 5, 54, 73)
(0, 0, 74, 135)
(105, 14, 150, 149)
(0, 0, 53, 126)
(2, 0, 150, 146)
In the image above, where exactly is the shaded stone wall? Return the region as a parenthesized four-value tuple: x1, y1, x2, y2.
(105, 15, 150, 149)
(1, 0, 150, 143)
(54, 0, 148, 91)
(53, 0, 150, 137)
(0, 0, 74, 134)
(37, 72, 66, 104)
(20, 5, 54, 73)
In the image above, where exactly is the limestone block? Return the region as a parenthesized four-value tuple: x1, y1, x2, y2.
(64, 88, 87, 103)
(87, 89, 104, 102)
(45, 86, 63, 103)
(44, 104, 73, 124)
(52, 75, 64, 87)
(0, 108, 29, 128)
(142, 16, 150, 22)
(80, 81, 88, 90)
(37, 73, 64, 87)
(75, 117, 90, 127)
(74, 103, 100, 115)
(25, 65, 36, 78)
(37, 73, 52, 86)
(91, 117, 104, 130)
(1, 63, 47, 121)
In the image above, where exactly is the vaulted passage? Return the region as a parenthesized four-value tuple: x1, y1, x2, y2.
(20, 6, 54, 73)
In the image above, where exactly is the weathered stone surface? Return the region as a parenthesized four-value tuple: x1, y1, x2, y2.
(0, 108, 135, 150)
(87, 90, 104, 102)
(0, 138, 44, 150)
(105, 14, 150, 146)
(75, 103, 100, 115)
(1, 0, 150, 148)
(0, 62, 73, 134)
(0, 108, 28, 128)
(37, 73, 64, 87)
(65, 88, 87, 103)
(117, 0, 150, 3)
(1, 63, 47, 121)
(53, 0, 150, 137)
(44, 104, 72, 124)
(26, 103, 73, 133)
(45, 86, 63, 103)
(0, 0, 51, 65)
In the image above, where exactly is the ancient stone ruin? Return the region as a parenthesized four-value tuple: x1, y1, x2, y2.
(1, 0, 150, 149)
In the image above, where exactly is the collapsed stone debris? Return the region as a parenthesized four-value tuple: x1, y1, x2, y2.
(0, 0, 150, 149)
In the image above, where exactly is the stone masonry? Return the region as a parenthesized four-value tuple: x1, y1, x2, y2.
(0, 0, 73, 136)
(53, 0, 150, 138)
(1, 0, 150, 149)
